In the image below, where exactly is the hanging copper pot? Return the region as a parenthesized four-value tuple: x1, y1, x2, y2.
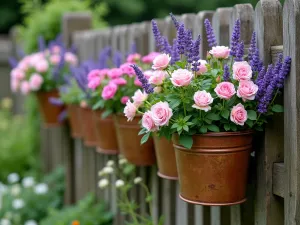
(67, 104, 82, 138)
(80, 107, 97, 147)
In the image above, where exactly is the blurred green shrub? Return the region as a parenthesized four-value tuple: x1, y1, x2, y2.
(18, 0, 108, 53)
(40, 194, 113, 225)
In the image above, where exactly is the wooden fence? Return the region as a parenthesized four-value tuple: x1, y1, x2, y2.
(39, 0, 300, 224)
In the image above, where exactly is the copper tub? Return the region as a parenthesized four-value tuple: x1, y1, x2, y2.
(114, 114, 155, 166)
(173, 131, 253, 206)
(36, 90, 65, 127)
(80, 107, 97, 147)
(67, 104, 82, 138)
(154, 136, 178, 180)
(93, 110, 119, 155)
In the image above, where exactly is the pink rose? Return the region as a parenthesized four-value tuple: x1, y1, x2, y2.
(132, 90, 148, 108)
(10, 78, 19, 93)
(121, 96, 130, 104)
(126, 53, 141, 63)
(134, 79, 142, 87)
(88, 70, 102, 82)
(196, 60, 208, 75)
(170, 69, 193, 87)
(237, 80, 258, 101)
(142, 52, 160, 64)
(111, 77, 127, 86)
(151, 102, 173, 126)
(124, 101, 137, 121)
(120, 63, 135, 76)
(209, 46, 231, 59)
(149, 70, 166, 85)
(35, 60, 49, 73)
(88, 77, 101, 90)
(214, 82, 236, 100)
(102, 83, 118, 100)
(107, 68, 123, 79)
(232, 61, 252, 81)
(230, 103, 247, 126)
(143, 70, 153, 79)
(152, 54, 171, 70)
(29, 73, 44, 91)
(154, 86, 162, 93)
(80, 101, 88, 108)
(10, 68, 25, 80)
(50, 55, 61, 65)
(64, 52, 78, 66)
(192, 90, 214, 112)
(51, 45, 61, 54)
(142, 111, 158, 132)
(20, 81, 31, 95)
(99, 69, 109, 77)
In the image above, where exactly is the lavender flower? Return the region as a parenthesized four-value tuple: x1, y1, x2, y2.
(131, 65, 154, 94)
(235, 41, 244, 62)
(162, 37, 172, 55)
(185, 29, 194, 62)
(49, 97, 64, 106)
(223, 64, 230, 81)
(191, 35, 201, 72)
(17, 47, 25, 58)
(129, 42, 137, 54)
(230, 20, 241, 57)
(53, 48, 66, 81)
(170, 13, 180, 30)
(113, 51, 123, 67)
(171, 39, 180, 65)
(204, 19, 217, 47)
(58, 110, 68, 122)
(38, 36, 46, 52)
(255, 66, 265, 87)
(8, 57, 18, 68)
(248, 32, 256, 61)
(98, 47, 111, 69)
(250, 48, 262, 73)
(256, 65, 273, 100)
(151, 20, 164, 52)
(276, 56, 292, 88)
(177, 23, 186, 55)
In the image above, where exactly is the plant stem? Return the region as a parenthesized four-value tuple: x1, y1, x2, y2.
(140, 183, 154, 223)
(269, 89, 279, 107)
(122, 189, 140, 225)
(180, 88, 187, 116)
(253, 113, 261, 127)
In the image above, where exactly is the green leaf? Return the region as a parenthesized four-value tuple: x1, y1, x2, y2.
(199, 126, 207, 133)
(92, 99, 104, 110)
(247, 110, 257, 120)
(183, 125, 189, 132)
(171, 123, 179, 129)
(221, 109, 230, 119)
(176, 61, 186, 69)
(170, 99, 181, 109)
(224, 123, 230, 131)
(138, 128, 147, 135)
(179, 135, 193, 149)
(158, 216, 165, 225)
(101, 109, 113, 119)
(246, 120, 254, 128)
(230, 123, 237, 131)
(207, 124, 220, 132)
(204, 118, 212, 124)
(146, 195, 153, 202)
(206, 113, 221, 121)
(255, 126, 264, 131)
(141, 132, 151, 145)
(184, 115, 192, 121)
(272, 104, 284, 113)
(211, 69, 219, 76)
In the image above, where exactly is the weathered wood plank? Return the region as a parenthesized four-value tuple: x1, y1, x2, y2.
(212, 8, 233, 46)
(271, 45, 284, 63)
(283, 0, 300, 224)
(273, 163, 284, 198)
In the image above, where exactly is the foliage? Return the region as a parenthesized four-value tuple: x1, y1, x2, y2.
(59, 79, 83, 105)
(40, 194, 113, 225)
(0, 167, 65, 224)
(0, 97, 39, 181)
(17, 0, 108, 53)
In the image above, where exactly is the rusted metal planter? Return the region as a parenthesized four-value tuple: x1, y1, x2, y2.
(154, 135, 178, 180)
(67, 104, 82, 138)
(173, 131, 253, 206)
(80, 107, 97, 147)
(36, 90, 65, 127)
(93, 110, 119, 155)
(114, 114, 156, 166)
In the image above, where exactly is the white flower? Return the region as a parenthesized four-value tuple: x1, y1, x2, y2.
(24, 220, 38, 225)
(103, 167, 114, 174)
(0, 183, 7, 194)
(98, 170, 105, 177)
(134, 177, 142, 184)
(22, 177, 35, 188)
(12, 198, 25, 209)
(10, 184, 21, 196)
(7, 173, 19, 184)
(118, 158, 127, 165)
(106, 160, 114, 167)
(0, 219, 11, 225)
(98, 179, 109, 189)
(34, 183, 48, 195)
(115, 180, 125, 188)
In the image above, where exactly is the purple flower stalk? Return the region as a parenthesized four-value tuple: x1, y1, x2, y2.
(235, 41, 244, 62)
(129, 42, 137, 54)
(255, 66, 265, 87)
(250, 48, 262, 73)
(53, 48, 66, 81)
(49, 97, 64, 106)
(98, 47, 111, 69)
(113, 51, 123, 68)
(131, 65, 154, 94)
(58, 110, 68, 122)
(151, 20, 164, 52)
(230, 20, 241, 57)
(177, 23, 186, 55)
(204, 19, 217, 47)
(170, 13, 180, 30)
(256, 65, 273, 100)
(248, 32, 257, 61)
(191, 35, 201, 72)
(185, 29, 194, 63)
(8, 57, 18, 68)
(171, 39, 180, 64)
(38, 36, 46, 52)
(276, 56, 292, 88)
(223, 64, 230, 81)
(162, 37, 172, 55)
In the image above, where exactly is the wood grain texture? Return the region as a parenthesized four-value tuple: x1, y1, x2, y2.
(273, 163, 284, 198)
(212, 8, 233, 46)
(254, 1, 284, 225)
(283, 0, 300, 224)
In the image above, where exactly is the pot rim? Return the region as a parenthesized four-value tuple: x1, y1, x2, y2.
(173, 130, 254, 138)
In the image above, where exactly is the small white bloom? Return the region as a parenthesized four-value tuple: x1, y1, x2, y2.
(22, 177, 35, 188)
(98, 170, 105, 177)
(0, 219, 11, 225)
(34, 183, 48, 195)
(103, 166, 114, 174)
(115, 179, 125, 188)
(98, 179, 109, 189)
(10, 184, 21, 196)
(7, 173, 19, 184)
(24, 220, 38, 225)
(118, 158, 127, 165)
(134, 177, 142, 184)
(0, 183, 7, 193)
(12, 198, 25, 209)
(106, 160, 114, 167)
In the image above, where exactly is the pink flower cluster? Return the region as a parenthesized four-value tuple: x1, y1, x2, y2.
(124, 89, 148, 121)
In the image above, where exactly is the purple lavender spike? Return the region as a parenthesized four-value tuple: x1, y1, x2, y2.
(177, 24, 186, 55)
(38, 36, 46, 52)
(98, 46, 111, 68)
(191, 35, 201, 72)
(223, 64, 230, 81)
(130, 42, 137, 54)
(52, 47, 66, 81)
(151, 20, 164, 52)
(235, 41, 244, 62)
(17, 47, 25, 58)
(162, 37, 172, 55)
(113, 51, 123, 67)
(248, 32, 256, 61)
(58, 110, 68, 122)
(131, 64, 154, 94)
(185, 29, 194, 63)
(8, 57, 18, 68)
(276, 56, 291, 88)
(49, 97, 64, 106)
(70, 43, 77, 54)
(171, 39, 180, 65)
(256, 65, 273, 100)
(170, 13, 180, 30)
(255, 66, 266, 87)
(230, 20, 241, 57)
(204, 19, 217, 47)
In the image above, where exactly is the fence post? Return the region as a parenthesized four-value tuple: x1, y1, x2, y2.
(254, 0, 284, 225)
(212, 8, 233, 46)
(283, 0, 300, 224)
